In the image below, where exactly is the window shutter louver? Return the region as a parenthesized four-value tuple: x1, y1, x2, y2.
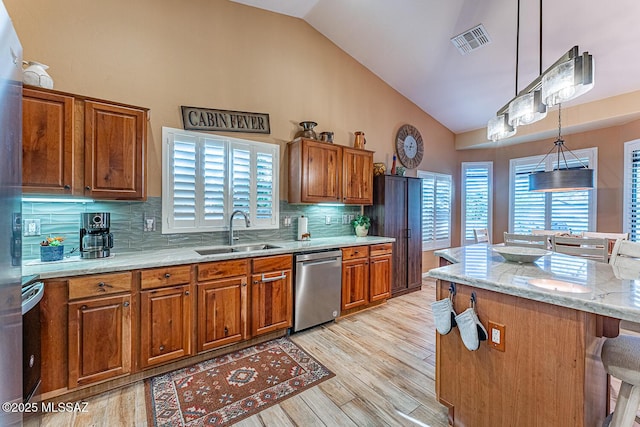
(418, 171, 452, 250)
(461, 162, 492, 245)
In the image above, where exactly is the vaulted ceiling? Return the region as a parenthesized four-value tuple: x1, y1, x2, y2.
(230, 0, 640, 135)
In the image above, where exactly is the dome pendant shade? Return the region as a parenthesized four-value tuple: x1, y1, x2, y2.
(529, 168, 594, 192)
(508, 89, 547, 126)
(541, 52, 594, 107)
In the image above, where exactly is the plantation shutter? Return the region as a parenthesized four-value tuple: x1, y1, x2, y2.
(461, 162, 492, 245)
(255, 147, 277, 226)
(512, 162, 546, 233)
(419, 171, 452, 250)
(624, 142, 640, 241)
(167, 132, 197, 229)
(202, 138, 226, 226)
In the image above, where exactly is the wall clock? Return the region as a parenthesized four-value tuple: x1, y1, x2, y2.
(395, 124, 424, 169)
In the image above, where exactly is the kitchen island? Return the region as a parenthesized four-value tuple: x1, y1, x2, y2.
(428, 243, 640, 427)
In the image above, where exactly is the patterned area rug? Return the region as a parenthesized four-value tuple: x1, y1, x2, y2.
(145, 337, 334, 426)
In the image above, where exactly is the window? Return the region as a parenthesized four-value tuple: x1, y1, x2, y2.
(624, 140, 640, 241)
(461, 162, 493, 245)
(418, 170, 452, 250)
(509, 148, 597, 234)
(162, 127, 279, 234)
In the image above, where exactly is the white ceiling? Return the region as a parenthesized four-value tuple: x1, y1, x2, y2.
(231, 0, 640, 135)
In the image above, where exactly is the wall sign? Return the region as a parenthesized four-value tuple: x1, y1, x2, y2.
(181, 106, 270, 134)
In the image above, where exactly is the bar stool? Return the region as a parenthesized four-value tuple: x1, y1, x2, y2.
(601, 335, 640, 426)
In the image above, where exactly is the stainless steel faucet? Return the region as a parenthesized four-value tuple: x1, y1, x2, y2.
(229, 210, 251, 245)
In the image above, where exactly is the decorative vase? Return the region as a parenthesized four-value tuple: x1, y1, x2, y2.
(23, 61, 54, 89)
(373, 162, 386, 176)
(355, 225, 369, 237)
(395, 166, 406, 176)
(319, 131, 334, 143)
(296, 121, 318, 140)
(353, 131, 366, 149)
(40, 245, 64, 262)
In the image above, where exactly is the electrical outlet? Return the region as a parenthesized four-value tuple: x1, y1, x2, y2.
(342, 214, 348, 224)
(488, 321, 505, 352)
(348, 214, 354, 222)
(143, 214, 156, 232)
(283, 216, 292, 227)
(23, 219, 41, 236)
(325, 215, 331, 225)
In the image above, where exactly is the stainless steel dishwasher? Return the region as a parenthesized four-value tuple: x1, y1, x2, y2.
(293, 249, 342, 332)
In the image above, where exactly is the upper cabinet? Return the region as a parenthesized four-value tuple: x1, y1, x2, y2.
(288, 137, 373, 205)
(22, 86, 148, 200)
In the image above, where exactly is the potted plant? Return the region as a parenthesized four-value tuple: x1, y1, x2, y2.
(40, 236, 65, 262)
(351, 214, 371, 237)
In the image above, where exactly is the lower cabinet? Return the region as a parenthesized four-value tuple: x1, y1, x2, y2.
(197, 259, 249, 352)
(68, 293, 131, 388)
(341, 246, 370, 311)
(251, 255, 292, 336)
(140, 284, 193, 368)
(341, 243, 392, 314)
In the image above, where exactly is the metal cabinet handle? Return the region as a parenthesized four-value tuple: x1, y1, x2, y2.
(159, 345, 165, 351)
(261, 272, 286, 283)
(97, 282, 112, 288)
(64, 184, 71, 190)
(185, 290, 190, 296)
(164, 273, 171, 278)
(224, 326, 229, 336)
(123, 301, 130, 307)
(85, 186, 91, 191)
(81, 305, 87, 310)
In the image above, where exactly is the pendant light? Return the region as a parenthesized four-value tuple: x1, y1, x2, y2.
(528, 104, 594, 192)
(507, 0, 547, 127)
(487, 0, 594, 142)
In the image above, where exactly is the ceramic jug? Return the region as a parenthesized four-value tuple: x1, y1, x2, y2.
(354, 131, 366, 149)
(22, 61, 54, 89)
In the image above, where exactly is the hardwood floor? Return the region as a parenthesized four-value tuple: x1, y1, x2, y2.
(31, 280, 449, 427)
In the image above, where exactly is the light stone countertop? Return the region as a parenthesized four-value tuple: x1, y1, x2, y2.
(430, 243, 640, 323)
(24, 236, 394, 280)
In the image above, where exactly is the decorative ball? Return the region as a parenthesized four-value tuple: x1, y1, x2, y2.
(373, 162, 386, 176)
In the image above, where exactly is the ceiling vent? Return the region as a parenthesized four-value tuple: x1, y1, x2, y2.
(451, 24, 491, 55)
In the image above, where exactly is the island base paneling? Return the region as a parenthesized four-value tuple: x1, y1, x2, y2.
(435, 280, 607, 427)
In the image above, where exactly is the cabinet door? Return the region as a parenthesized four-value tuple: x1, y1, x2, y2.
(301, 139, 342, 203)
(22, 88, 75, 193)
(369, 254, 392, 302)
(84, 101, 146, 199)
(68, 293, 131, 388)
(251, 269, 292, 336)
(342, 148, 373, 205)
(140, 284, 192, 368)
(197, 276, 247, 352)
(406, 178, 423, 291)
(341, 258, 369, 310)
(386, 177, 409, 295)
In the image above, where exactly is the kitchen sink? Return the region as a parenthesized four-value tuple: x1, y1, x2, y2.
(195, 244, 281, 256)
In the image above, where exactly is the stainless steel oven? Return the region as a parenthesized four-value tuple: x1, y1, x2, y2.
(21, 275, 43, 404)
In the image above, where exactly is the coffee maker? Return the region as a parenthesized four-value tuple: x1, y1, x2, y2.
(79, 212, 113, 259)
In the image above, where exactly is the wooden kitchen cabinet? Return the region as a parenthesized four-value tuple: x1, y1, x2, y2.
(341, 246, 370, 311)
(250, 255, 292, 336)
(366, 175, 422, 296)
(22, 88, 75, 193)
(369, 243, 392, 302)
(197, 260, 249, 352)
(342, 147, 373, 204)
(84, 101, 146, 199)
(140, 284, 193, 368)
(288, 138, 374, 204)
(21, 86, 148, 200)
(68, 293, 131, 388)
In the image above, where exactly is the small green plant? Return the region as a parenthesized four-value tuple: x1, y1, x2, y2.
(351, 214, 371, 229)
(41, 236, 65, 246)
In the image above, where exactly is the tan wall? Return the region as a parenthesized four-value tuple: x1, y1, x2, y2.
(5, 0, 455, 200)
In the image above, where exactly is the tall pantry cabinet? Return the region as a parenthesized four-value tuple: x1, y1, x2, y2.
(365, 175, 422, 296)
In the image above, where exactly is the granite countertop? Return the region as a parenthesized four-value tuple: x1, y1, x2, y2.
(23, 236, 394, 280)
(429, 243, 640, 323)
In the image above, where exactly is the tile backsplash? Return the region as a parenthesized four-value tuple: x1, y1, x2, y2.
(22, 197, 362, 260)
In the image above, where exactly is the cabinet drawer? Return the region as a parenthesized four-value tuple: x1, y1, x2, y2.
(198, 259, 249, 282)
(342, 246, 369, 261)
(68, 272, 132, 300)
(370, 243, 393, 257)
(252, 255, 292, 274)
(141, 265, 191, 290)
